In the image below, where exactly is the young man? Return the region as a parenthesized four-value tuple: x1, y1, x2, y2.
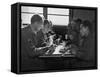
(42, 19, 56, 55)
(67, 19, 82, 47)
(71, 20, 95, 67)
(21, 14, 50, 71)
(78, 20, 95, 62)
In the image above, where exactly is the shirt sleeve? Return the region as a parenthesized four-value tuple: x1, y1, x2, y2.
(21, 32, 49, 58)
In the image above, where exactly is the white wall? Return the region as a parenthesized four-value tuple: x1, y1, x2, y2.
(0, 0, 99, 77)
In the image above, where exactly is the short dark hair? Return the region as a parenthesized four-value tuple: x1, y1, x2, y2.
(31, 14, 43, 24)
(43, 19, 49, 26)
(76, 18, 82, 24)
(72, 18, 82, 24)
(82, 20, 92, 32)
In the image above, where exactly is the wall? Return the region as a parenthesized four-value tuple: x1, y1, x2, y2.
(73, 9, 95, 22)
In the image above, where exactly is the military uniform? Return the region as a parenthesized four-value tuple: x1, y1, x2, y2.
(21, 26, 48, 71)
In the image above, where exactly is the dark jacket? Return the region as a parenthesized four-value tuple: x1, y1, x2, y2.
(21, 26, 48, 71)
(78, 33, 95, 62)
(71, 33, 96, 68)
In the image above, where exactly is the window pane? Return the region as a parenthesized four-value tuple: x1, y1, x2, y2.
(48, 15, 69, 25)
(48, 8, 69, 15)
(21, 6, 43, 13)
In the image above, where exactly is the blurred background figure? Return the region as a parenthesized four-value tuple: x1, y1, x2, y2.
(42, 19, 56, 55)
(67, 18, 82, 47)
(42, 19, 53, 34)
(73, 20, 95, 67)
(42, 19, 54, 46)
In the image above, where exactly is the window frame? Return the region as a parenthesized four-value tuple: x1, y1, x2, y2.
(21, 7, 73, 26)
(46, 7, 72, 26)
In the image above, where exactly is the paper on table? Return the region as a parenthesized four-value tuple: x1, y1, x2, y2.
(53, 45, 64, 54)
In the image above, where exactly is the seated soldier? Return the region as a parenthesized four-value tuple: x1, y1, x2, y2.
(78, 20, 95, 62)
(21, 14, 51, 71)
(70, 20, 95, 67)
(42, 19, 56, 55)
(67, 19, 82, 47)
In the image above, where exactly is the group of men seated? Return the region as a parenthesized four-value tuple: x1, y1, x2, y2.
(21, 14, 95, 70)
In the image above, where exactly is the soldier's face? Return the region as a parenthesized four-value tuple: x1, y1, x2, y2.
(80, 24, 89, 36)
(70, 21, 76, 29)
(44, 24, 50, 33)
(31, 21, 43, 31)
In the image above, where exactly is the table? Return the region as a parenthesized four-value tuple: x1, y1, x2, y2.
(39, 54, 77, 70)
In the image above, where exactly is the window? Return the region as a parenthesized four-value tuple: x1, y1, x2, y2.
(47, 8, 69, 26)
(21, 6, 70, 28)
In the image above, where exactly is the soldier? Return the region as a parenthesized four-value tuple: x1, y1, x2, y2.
(21, 14, 51, 71)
